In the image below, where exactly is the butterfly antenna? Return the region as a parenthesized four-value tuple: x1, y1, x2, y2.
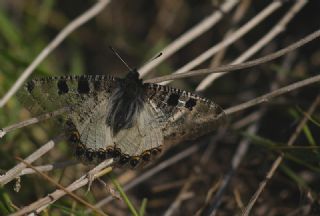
(109, 46, 132, 71)
(139, 52, 162, 68)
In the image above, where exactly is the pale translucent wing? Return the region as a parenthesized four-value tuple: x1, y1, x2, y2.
(73, 98, 113, 151)
(114, 102, 165, 157)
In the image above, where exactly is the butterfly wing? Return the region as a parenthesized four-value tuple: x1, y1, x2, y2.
(18, 75, 116, 163)
(145, 83, 227, 147)
(18, 75, 116, 116)
(19, 75, 226, 168)
(113, 101, 165, 161)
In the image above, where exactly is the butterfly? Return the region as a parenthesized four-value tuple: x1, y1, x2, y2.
(18, 69, 226, 168)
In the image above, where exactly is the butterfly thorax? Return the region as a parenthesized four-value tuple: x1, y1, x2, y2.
(105, 69, 145, 136)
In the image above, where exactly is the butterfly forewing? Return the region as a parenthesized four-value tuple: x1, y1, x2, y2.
(18, 75, 115, 115)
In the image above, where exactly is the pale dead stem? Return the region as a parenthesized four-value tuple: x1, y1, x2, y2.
(0, 0, 111, 108)
(196, 0, 308, 91)
(10, 159, 114, 216)
(139, 0, 239, 77)
(11, 158, 110, 216)
(224, 73, 320, 116)
(0, 134, 64, 186)
(20, 160, 77, 176)
(242, 96, 320, 216)
(160, 0, 283, 85)
(0, 108, 68, 138)
(146, 28, 320, 83)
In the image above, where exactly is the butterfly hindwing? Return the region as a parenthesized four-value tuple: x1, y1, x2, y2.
(114, 102, 165, 156)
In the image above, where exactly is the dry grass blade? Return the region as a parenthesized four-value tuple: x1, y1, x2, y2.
(139, 0, 239, 77)
(196, 0, 308, 91)
(0, 134, 64, 186)
(0, 108, 68, 138)
(242, 96, 320, 216)
(146, 29, 320, 83)
(161, 0, 283, 85)
(16, 159, 113, 215)
(224, 74, 320, 116)
(10, 157, 108, 216)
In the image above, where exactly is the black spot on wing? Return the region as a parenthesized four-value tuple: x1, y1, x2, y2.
(185, 98, 197, 110)
(57, 79, 69, 95)
(77, 78, 90, 94)
(93, 80, 101, 91)
(167, 93, 180, 106)
(26, 80, 35, 93)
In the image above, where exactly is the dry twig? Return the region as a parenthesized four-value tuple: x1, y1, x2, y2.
(161, 1, 283, 85)
(11, 158, 108, 216)
(146, 29, 320, 83)
(196, 0, 307, 91)
(139, 0, 239, 77)
(0, 134, 64, 186)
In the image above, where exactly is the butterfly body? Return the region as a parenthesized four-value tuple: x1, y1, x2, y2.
(19, 70, 225, 168)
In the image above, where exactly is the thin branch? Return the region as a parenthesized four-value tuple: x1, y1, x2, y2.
(0, 0, 111, 108)
(12, 158, 108, 216)
(161, 1, 283, 85)
(14, 159, 114, 215)
(0, 134, 64, 186)
(146, 29, 320, 83)
(224, 73, 320, 116)
(242, 96, 320, 216)
(20, 160, 77, 176)
(196, 0, 307, 91)
(0, 108, 68, 138)
(139, 0, 239, 77)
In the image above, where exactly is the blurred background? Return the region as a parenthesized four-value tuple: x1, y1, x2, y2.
(0, 0, 320, 215)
